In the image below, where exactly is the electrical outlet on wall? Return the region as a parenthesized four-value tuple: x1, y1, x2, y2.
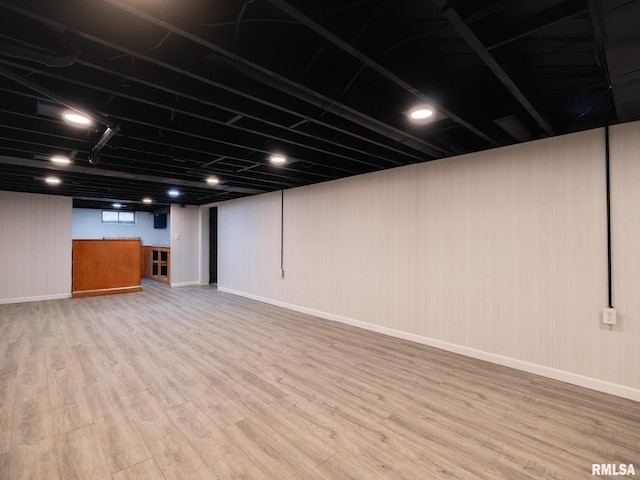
(603, 307, 616, 325)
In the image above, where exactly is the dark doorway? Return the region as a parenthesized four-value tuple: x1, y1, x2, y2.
(209, 207, 218, 284)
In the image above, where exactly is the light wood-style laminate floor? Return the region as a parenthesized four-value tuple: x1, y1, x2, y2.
(0, 281, 638, 479)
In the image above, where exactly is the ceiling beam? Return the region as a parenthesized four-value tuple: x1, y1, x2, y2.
(463, 0, 513, 24)
(0, 155, 265, 195)
(267, 0, 499, 147)
(0, 0, 447, 161)
(95, 0, 450, 159)
(431, 0, 555, 137)
(0, 46, 428, 166)
(0, 66, 402, 175)
(87, 55, 428, 164)
(486, 0, 589, 50)
(0, 93, 364, 189)
(588, 0, 640, 123)
(299, 0, 387, 81)
(0, 116, 340, 189)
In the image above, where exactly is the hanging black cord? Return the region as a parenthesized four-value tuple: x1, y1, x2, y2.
(280, 189, 284, 274)
(605, 121, 613, 308)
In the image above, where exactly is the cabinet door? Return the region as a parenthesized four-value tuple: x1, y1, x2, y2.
(150, 249, 158, 277)
(160, 250, 168, 279)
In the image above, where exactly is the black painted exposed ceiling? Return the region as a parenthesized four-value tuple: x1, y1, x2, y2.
(0, 0, 638, 211)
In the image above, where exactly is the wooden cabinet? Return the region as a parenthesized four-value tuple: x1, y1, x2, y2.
(141, 246, 170, 284)
(72, 239, 142, 298)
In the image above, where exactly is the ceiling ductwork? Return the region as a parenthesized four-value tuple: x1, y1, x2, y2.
(0, 40, 79, 67)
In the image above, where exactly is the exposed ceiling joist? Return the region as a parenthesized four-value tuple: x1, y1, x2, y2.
(486, 0, 589, 50)
(0, 0, 634, 210)
(431, 0, 556, 137)
(590, 0, 640, 122)
(268, 0, 499, 147)
(101, 0, 450, 159)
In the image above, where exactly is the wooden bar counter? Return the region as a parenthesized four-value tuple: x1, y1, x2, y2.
(72, 239, 142, 298)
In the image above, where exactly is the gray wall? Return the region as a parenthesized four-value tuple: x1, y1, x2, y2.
(0, 191, 72, 303)
(170, 204, 200, 287)
(217, 122, 640, 400)
(0, 197, 200, 300)
(2, 122, 638, 399)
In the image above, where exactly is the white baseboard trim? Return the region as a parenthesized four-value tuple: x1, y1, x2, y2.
(218, 286, 640, 402)
(170, 281, 201, 288)
(0, 293, 72, 305)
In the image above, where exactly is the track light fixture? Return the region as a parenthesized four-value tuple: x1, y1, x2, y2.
(88, 148, 100, 165)
(88, 125, 120, 166)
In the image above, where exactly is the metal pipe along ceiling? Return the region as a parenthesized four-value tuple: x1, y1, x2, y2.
(0, 40, 80, 68)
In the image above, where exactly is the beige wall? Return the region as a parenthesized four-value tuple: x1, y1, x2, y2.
(218, 193, 282, 295)
(0, 191, 72, 303)
(609, 122, 640, 389)
(0, 195, 202, 299)
(170, 204, 201, 287)
(218, 123, 640, 400)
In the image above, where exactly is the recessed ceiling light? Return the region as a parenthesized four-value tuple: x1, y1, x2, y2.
(270, 154, 286, 164)
(62, 111, 92, 126)
(206, 176, 220, 185)
(112, 203, 123, 208)
(168, 189, 180, 197)
(51, 155, 71, 165)
(409, 107, 434, 120)
(45, 176, 61, 185)
(143, 198, 153, 204)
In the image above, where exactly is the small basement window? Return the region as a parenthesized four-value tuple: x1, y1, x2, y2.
(102, 210, 135, 224)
